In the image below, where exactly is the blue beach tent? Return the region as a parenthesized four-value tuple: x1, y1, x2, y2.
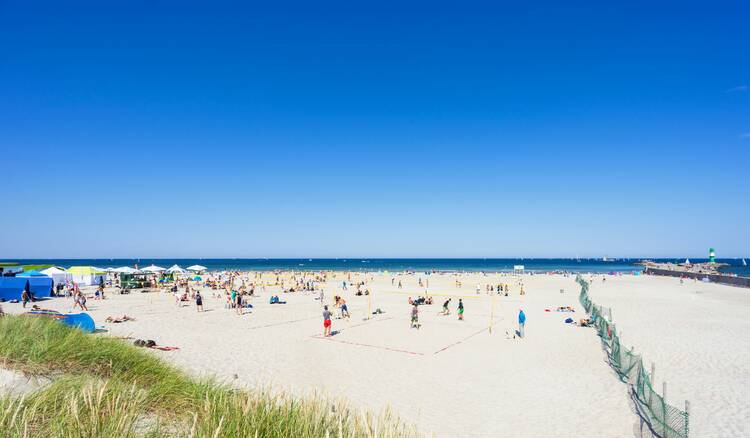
(17, 270, 48, 277)
(0, 277, 54, 301)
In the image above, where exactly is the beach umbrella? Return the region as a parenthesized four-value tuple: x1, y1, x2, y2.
(113, 266, 141, 274)
(24, 280, 30, 293)
(141, 265, 166, 273)
(186, 265, 207, 272)
(192, 276, 202, 281)
(166, 264, 186, 274)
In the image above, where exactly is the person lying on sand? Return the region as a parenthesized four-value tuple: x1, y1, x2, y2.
(29, 305, 56, 312)
(556, 306, 575, 312)
(106, 315, 135, 323)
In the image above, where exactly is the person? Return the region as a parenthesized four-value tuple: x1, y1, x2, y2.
(457, 299, 464, 320)
(105, 315, 135, 323)
(323, 305, 332, 337)
(340, 298, 350, 318)
(518, 309, 526, 338)
(235, 292, 243, 315)
(21, 289, 30, 308)
(195, 291, 203, 312)
(442, 298, 451, 315)
(410, 304, 419, 328)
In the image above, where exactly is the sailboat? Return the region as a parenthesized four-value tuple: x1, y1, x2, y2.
(685, 258, 691, 265)
(743, 259, 747, 266)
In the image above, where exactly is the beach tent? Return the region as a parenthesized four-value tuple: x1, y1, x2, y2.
(141, 265, 166, 273)
(113, 266, 141, 274)
(166, 264, 186, 274)
(17, 270, 49, 277)
(0, 277, 54, 301)
(40, 267, 74, 289)
(186, 265, 207, 273)
(67, 266, 106, 286)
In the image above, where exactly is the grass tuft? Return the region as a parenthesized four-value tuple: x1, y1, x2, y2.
(0, 315, 418, 437)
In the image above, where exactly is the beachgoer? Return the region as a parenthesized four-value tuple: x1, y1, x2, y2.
(79, 292, 88, 311)
(458, 299, 464, 320)
(340, 298, 350, 318)
(411, 304, 419, 328)
(195, 291, 203, 312)
(21, 289, 30, 308)
(442, 298, 451, 315)
(235, 292, 243, 315)
(518, 309, 526, 338)
(323, 305, 332, 337)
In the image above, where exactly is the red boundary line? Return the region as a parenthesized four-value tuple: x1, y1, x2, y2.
(247, 316, 319, 330)
(432, 327, 489, 355)
(310, 335, 425, 356)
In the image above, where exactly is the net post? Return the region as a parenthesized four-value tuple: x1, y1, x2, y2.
(661, 382, 669, 438)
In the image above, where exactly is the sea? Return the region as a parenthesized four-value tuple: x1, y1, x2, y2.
(6, 258, 750, 276)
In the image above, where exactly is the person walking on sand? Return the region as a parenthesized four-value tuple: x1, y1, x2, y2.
(235, 292, 243, 315)
(458, 299, 464, 320)
(195, 291, 204, 312)
(442, 298, 451, 315)
(323, 305, 332, 337)
(21, 289, 30, 308)
(518, 309, 526, 338)
(411, 304, 420, 329)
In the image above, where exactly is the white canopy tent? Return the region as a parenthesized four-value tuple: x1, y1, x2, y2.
(113, 266, 142, 274)
(186, 265, 207, 273)
(166, 264, 186, 274)
(141, 265, 166, 273)
(40, 267, 73, 289)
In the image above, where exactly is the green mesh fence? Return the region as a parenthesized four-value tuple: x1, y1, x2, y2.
(576, 276, 689, 438)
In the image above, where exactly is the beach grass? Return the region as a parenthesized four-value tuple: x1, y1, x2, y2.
(0, 315, 418, 437)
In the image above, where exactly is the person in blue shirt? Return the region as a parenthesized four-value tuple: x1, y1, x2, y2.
(518, 309, 526, 338)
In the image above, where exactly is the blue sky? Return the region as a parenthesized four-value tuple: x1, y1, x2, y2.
(1, 1, 748, 258)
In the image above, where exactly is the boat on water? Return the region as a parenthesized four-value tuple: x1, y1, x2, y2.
(743, 259, 747, 266)
(685, 258, 691, 264)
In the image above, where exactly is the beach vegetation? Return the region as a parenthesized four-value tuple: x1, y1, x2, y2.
(0, 315, 417, 437)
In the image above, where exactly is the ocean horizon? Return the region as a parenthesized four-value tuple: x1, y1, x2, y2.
(4, 258, 749, 276)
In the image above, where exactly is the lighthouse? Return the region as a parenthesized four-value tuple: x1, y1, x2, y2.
(709, 248, 716, 264)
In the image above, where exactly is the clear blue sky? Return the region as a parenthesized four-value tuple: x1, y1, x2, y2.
(1, 1, 748, 258)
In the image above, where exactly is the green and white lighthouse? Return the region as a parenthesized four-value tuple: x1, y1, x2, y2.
(709, 248, 716, 263)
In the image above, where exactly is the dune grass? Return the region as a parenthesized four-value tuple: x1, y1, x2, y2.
(0, 316, 418, 437)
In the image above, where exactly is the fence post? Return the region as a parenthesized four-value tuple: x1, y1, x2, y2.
(661, 382, 669, 438)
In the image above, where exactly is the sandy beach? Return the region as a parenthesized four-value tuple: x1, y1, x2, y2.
(4, 271, 748, 437)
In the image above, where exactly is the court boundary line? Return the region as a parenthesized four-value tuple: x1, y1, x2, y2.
(246, 316, 320, 330)
(432, 327, 489, 355)
(310, 335, 425, 356)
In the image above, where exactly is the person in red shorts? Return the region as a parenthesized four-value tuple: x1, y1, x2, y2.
(323, 305, 332, 337)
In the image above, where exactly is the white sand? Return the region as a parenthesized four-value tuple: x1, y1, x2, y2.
(15, 272, 736, 437)
(586, 275, 750, 437)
